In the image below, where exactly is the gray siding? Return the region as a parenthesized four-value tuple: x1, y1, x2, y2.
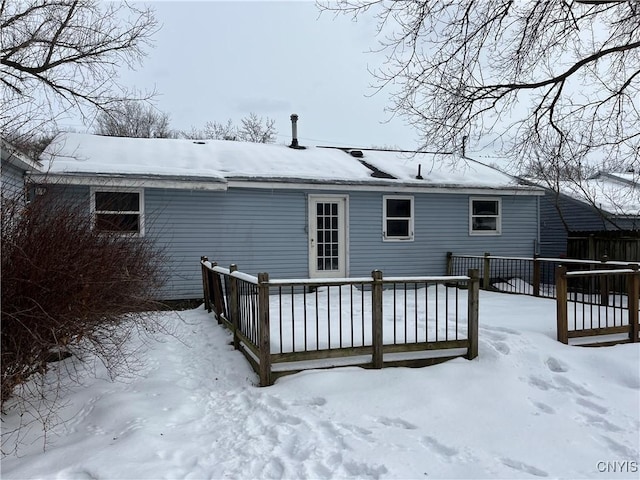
(539, 192, 639, 258)
(45, 184, 540, 300)
(1, 162, 26, 201)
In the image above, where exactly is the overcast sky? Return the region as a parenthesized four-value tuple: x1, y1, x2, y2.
(66, 1, 420, 150)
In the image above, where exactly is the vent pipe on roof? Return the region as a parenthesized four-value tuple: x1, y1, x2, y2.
(288, 113, 306, 149)
(290, 114, 299, 148)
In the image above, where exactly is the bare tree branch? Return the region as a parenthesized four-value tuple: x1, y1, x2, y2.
(181, 114, 277, 143)
(94, 100, 174, 138)
(1, 0, 159, 139)
(319, 0, 640, 171)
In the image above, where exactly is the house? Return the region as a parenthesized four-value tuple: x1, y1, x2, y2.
(536, 172, 640, 259)
(30, 129, 544, 300)
(1, 138, 42, 202)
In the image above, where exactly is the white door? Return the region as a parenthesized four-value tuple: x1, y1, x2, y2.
(309, 195, 347, 278)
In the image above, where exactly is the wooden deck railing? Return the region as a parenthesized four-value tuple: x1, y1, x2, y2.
(201, 257, 479, 386)
(447, 252, 639, 298)
(556, 266, 639, 346)
(447, 252, 640, 347)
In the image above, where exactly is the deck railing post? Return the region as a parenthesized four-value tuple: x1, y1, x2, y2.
(257, 272, 272, 386)
(371, 270, 384, 369)
(229, 264, 239, 350)
(201, 256, 211, 311)
(209, 262, 218, 315)
(467, 269, 479, 360)
(210, 262, 223, 324)
(556, 266, 569, 344)
(483, 252, 491, 290)
(446, 251, 453, 276)
(628, 265, 639, 343)
(532, 255, 541, 297)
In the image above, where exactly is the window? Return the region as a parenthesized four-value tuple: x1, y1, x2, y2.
(470, 197, 501, 235)
(383, 196, 414, 241)
(91, 188, 143, 235)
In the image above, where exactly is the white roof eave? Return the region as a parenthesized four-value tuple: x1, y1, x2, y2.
(29, 171, 544, 195)
(1, 139, 42, 172)
(28, 172, 228, 191)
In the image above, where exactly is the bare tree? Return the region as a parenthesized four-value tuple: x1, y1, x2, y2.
(94, 101, 174, 138)
(238, 112, 277, 143)
(320, 1, 640, 173)
(203, 119, 238, 141)
(181, 113, 277, 143)
(1, 0, 159, 140)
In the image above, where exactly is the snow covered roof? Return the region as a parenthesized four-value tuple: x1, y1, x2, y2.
(37, 133, 539, 193)
(1, 138, 42, 172)
(538, 175, 640, 217)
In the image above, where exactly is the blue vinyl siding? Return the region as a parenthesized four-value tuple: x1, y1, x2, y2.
(1, 162, 26, 201)
(46, 184, 540, 300)
(146, 188, 310, 299)
(147, 188, 538, 299)
(349, 192, 538, 277)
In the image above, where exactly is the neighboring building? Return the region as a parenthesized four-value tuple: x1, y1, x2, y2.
(1, 138, 42, 202)
(536, 172, 640, 258)
(31, 132, 544, 300)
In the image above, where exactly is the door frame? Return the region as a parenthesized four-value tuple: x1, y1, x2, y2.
(308, 194, 349, 278)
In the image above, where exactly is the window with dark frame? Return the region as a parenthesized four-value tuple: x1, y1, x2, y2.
(470, 198, 501, 234)
(384, 196, 413, 240)
(94, 191, 141, 234)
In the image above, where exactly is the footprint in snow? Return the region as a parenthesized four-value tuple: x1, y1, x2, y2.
(420, 436, 459, 458)
(491, 341, 510, 355)
(545, 357, 569, 373)
(578, 411, 623, 433)
(575, 397, 608, 414)
(598, 434, 639, 458)
(293, 396, 327, 407)
(531, 400, 556, 415)
(527, 375, 556, 392)
(376, 416, 418, 430)
(501, 457, 548, 477)
(553, 376, 595, 397)
(56, 468, 99, 480)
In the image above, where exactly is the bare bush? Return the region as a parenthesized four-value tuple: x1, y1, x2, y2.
(94, 101, 175, 138)
(182, 113, 277, 143)
(0, 189, 166, 412)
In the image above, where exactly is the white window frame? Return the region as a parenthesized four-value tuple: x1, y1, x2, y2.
(469, 197, 501, 236)
(90, 187, 145, 236)
(383, 195, 414, 241)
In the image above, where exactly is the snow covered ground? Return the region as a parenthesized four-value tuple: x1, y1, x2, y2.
(2, 290, 639, 479)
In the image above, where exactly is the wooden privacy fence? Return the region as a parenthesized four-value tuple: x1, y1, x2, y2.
(556, 265, 640, 346)
(447, 252, 639, 299)
(568, 230, 640, 263)
(201, 257, 479, 386)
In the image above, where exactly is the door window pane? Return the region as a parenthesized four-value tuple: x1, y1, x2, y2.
(315, 200, 341, 271)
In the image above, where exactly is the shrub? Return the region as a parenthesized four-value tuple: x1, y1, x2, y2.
(1, 190, 166, 410)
